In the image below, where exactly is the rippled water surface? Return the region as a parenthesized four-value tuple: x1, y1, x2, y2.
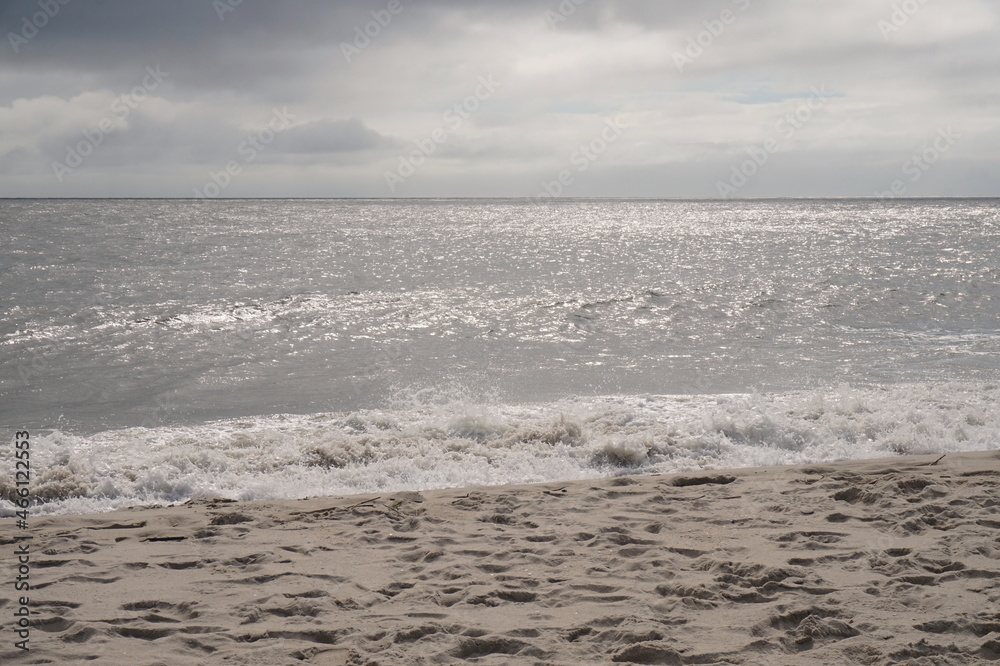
(4, 198, 998, 432)
(1, 199, 998, 513)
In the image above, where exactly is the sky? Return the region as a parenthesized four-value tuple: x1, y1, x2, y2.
(1, 0, 998, 198)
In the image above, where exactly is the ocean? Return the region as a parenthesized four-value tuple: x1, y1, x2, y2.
(2, 198, 998, 515)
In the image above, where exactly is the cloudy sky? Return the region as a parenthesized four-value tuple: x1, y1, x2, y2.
(1, 0, 998, 198)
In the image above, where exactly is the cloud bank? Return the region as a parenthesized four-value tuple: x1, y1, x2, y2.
(2, 0, 998, 197)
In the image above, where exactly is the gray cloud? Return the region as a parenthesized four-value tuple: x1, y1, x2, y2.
(1, 0, 998, 197)
(280, 118, 398, 154)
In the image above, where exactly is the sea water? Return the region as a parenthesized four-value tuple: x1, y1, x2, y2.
(1, 198, 998, 514)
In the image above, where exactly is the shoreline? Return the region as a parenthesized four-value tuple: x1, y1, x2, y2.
(5, 450, 1000, 664)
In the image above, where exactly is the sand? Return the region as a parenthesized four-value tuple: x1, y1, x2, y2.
(4, 451, 1000, 665)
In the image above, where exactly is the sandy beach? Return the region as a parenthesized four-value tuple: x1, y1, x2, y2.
(4, 451, 1000, 665)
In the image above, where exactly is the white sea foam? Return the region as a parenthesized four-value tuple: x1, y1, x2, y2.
(3, 381, 998, 516)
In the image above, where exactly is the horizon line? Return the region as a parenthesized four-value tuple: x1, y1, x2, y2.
(2, 196, 998, 201)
